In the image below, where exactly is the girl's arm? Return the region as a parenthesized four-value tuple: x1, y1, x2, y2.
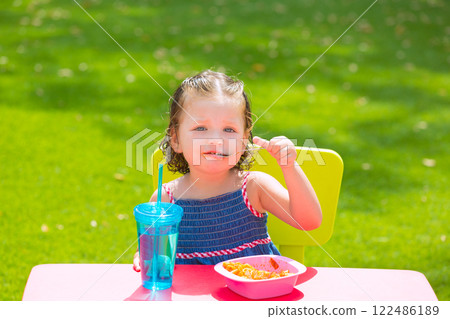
(250, 136, 322, 231)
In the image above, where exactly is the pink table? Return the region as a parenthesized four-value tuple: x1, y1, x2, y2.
(22, 264, 438, 301)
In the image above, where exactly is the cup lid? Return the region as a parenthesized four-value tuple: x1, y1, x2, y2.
(133, 202, 183, 226)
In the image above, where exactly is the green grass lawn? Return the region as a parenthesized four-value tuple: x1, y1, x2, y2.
(1, 0, 448, 300)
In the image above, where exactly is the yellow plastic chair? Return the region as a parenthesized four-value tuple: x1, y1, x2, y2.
(151, 146, 343, 263)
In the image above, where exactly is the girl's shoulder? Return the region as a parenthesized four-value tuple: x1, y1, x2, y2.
(149, 187, 171, 203)
(149, 177, 183, 203)
(243, 170, 277, 213)
(243, 170, 278, 187)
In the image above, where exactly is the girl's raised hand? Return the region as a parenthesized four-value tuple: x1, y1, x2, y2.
(253, 136, 297, 168)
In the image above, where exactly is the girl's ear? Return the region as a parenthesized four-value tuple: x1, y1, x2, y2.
(170, 127, 182, 153)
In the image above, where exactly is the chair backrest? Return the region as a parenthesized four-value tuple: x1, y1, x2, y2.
(151, 146, 343, 263)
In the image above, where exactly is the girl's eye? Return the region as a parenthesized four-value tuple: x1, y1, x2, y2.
(194, 127, 206, 131)
(224, 128, 236, 133)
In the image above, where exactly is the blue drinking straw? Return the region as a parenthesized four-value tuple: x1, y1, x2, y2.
(157, 163, 163, 206)
(152, 163, 164, 289)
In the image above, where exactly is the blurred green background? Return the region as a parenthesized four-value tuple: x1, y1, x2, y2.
(1, 0, 448, 300)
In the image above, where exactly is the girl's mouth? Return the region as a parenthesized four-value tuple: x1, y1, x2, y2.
(202, 151, 229, 160)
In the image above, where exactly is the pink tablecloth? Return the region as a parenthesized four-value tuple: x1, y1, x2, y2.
(22, 264, 438, 301)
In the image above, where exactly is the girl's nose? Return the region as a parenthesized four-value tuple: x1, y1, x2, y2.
(207, 137, 223, 145)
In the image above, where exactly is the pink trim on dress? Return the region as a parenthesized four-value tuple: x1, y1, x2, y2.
(176, 236, 272, 259)
(162, 183, 175, 204)
(241, 172, 265, 218)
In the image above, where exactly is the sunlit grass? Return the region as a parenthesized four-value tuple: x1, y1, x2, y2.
(0, 0, 448, 300)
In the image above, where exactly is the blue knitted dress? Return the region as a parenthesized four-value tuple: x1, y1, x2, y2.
(162, 172, 281, 265)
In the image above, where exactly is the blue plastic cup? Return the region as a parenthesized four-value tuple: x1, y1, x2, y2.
(134, 202, 183, 290)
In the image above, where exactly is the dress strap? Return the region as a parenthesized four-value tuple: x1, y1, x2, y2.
(241, 172, 264, 218)
(161, 183, 175, 204)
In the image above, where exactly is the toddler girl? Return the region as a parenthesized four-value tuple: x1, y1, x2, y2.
(134, 70, 321, 268)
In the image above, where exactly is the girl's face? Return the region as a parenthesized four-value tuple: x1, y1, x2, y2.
(171, 93, 249, 174)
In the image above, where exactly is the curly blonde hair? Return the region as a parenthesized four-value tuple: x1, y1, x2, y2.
(160, 70, 254, 174)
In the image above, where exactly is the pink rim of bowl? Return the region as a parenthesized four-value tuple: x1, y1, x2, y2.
(214, 255, 307, 299)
